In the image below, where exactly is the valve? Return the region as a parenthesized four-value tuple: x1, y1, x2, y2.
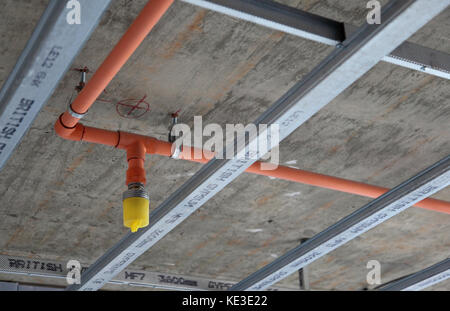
(122, 183, 149, 233)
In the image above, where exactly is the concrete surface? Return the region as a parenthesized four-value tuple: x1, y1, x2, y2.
(0, 0, 449, 290)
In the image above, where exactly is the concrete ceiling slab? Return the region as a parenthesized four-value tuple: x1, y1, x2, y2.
(0, 0, 449, 290)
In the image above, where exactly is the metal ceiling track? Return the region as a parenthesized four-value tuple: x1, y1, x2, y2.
(377, 258, 450, 291)
(67, 0, 450, 291)
(0, 254, 294, 291)
(231, 155, 450, 290)
(0, 0, 112, 171)
(182, 0, 450, 80)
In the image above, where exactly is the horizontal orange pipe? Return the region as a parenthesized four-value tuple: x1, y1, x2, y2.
(174, 145, 450, 214)
(54, 124, 450, 214)
(245, 164, 450, 214)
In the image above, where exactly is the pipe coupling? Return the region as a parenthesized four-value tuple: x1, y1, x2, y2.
(123, 183, 149, 200)
(68, 104, 87, 119)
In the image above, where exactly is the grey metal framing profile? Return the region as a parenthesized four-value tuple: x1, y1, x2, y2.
(181, 0, 450, 80)
(378, 258, 450, 291)
(0, 254, 294, 291)
(0, 0, 112, 171)
(67, 0, 449, 291)
(182, 0, 346, 45)
(231, 156, 450, 290)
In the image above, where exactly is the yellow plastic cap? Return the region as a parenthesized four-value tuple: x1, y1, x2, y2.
(123, 197, 149, 232)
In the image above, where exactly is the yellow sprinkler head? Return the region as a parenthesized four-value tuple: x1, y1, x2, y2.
(123, 183, 149, 233)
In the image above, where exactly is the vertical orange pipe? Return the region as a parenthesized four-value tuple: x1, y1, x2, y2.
(126, 141, 147, 186)
(60, 0, 174, 128)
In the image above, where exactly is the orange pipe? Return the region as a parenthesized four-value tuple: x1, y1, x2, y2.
(126, 141, 147, 186)
(169, 144, 450, 214)
(54, 0, 173, 185)
(58, 0, 174, 131)
(245, 163, 450, 214)
(53, 0, 450, 214)
(54, 123, 450, 214)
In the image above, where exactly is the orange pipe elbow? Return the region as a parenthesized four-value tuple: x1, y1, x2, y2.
(54, 115, 84, 141)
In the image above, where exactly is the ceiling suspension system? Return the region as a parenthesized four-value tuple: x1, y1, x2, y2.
(1, 0, 449, 292)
